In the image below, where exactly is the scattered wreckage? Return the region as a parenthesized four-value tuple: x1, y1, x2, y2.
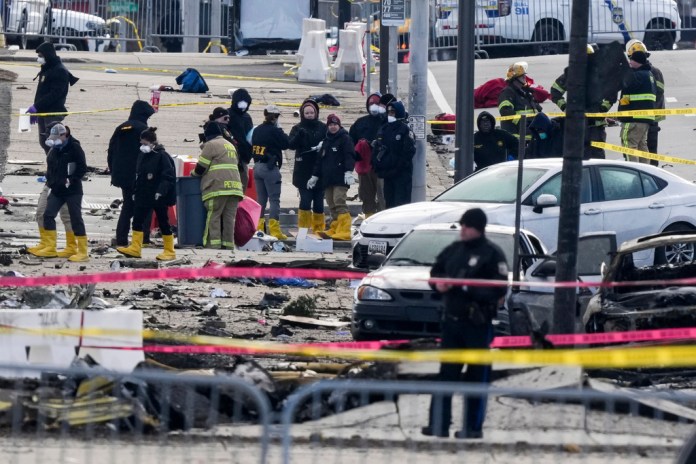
(585, 231, 696, 333)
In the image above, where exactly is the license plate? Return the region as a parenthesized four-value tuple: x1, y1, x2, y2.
(368, 240, 388, 255)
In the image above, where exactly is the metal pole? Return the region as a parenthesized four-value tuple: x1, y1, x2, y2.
(387, 26, 398, 95)
(365, 28, 372, 95)
(211, 0, 222, 52)
(512, 115, 527, 286)
(181, 0, 200, 53)
(454, 0, 475, 180)
(408, 0, 428, 202)
(379, 22, 390, 93)
(553, 0, 590, 335)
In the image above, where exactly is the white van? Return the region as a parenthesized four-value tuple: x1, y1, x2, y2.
(439, 0, 682, 54)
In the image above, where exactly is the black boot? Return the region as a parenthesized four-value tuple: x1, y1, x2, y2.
(421, 426, 449, 438)
(454, 429, 483, 439)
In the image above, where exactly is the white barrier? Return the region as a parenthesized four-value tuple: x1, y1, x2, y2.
(0, 309, 143, 377)
(298, 30, 333, 84)
(297, 18, 327, 66)
(334, 29, 364, 82)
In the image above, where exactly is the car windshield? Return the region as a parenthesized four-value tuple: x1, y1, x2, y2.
(384, 229, 514, 268)
(434, 166, 548, 203)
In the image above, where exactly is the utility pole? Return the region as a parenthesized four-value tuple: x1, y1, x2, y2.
(454, 0, 475, 180)
(379, 24, 390, 93)
(408, 0, 428, 202)
(552, 0, 590, 334)
(338, 0, 351, 33)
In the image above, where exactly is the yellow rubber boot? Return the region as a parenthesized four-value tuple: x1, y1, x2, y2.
(68, 236, 90, 262)
(312, 212, 326, 235)
(33, 229, 58, 258)
(268, 219, 288, 240)
(329, 213, 352, 241)
(257, 218, 266, 234)
(56, 231, 78, 258)
(297, 209, 312, 230)
(156, 235, 177, 261)
(117, 231, 143, 258)
(27, 228, 48, 255)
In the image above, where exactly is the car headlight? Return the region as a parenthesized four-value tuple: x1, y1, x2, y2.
(357, 285, 393, 301)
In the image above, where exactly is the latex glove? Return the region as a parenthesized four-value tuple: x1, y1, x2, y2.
(344, 172, 355, 186)
(155, 193, 162, 201)
(311, 141, 323, 152)
(619, 95, 630, 106)
(307, 176, 319, 190)
(600, 99, 612, 112)
(26, 105, 38, 125)
(132, 194, 135, 201)
(65, 179, 71, 188)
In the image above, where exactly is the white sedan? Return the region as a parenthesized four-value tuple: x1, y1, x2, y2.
(352, 159, 696, 268)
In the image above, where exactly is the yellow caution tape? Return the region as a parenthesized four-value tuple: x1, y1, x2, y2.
(79, 65, 296, 83)
(8, 325, 696, 368)
(592, 142, 696, 165)
(489, 108, 696, 123)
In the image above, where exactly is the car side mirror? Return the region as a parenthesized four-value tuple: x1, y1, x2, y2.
(531, 259, 556, 278)
(366, 253, 386, 269)
(533, 194, 558, 214)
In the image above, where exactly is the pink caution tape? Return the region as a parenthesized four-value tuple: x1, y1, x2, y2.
(0, 266, 367, 288)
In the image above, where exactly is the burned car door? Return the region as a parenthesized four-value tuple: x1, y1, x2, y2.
(509, 232, 617, 336)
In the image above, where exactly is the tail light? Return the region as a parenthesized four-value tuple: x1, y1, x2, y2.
(498, 0, 511, 16)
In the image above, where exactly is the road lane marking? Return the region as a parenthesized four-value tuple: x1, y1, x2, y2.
(427, 68, 453, 114)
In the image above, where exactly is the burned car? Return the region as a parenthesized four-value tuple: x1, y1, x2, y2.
(584, 231, 696, 333)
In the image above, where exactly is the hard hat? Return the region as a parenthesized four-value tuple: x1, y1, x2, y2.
(626, 39, 648, 57)
(506, 61, 528, 80)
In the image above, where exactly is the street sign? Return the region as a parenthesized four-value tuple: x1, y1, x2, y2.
(407, 115, 426, 140)
(108, 1, 138, 13)
(382, 0, 406, 27)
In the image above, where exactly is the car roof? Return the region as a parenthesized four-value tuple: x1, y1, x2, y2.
(412, 222, 527, 235)
(617, 232, 696, 254)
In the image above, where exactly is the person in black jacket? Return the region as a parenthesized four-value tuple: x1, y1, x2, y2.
(33, 124, 89, 262)
(117, 128, 176, 261)
(306, 114, 355, 241)
(27, 42, 79, 154)
(349, 92, 386, 217)
(422, 208, 508, 439)
(372, 100, 416, 209)
(227, 88, 254, 191)
(107, 100, 156, 247)
(619, 50, 656, 163)
(251, 105, 290, 239)
(527, 112, 564, 158)
(289, 99, 327, 235)
(473, 111, 518, 170)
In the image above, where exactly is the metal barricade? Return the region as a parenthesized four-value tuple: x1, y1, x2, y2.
(280, 379, 695, 463)
(0, 363, 272, 464)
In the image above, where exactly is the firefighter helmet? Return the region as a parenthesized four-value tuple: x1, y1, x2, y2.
(626, 39, 649, 57)
(505, 61, 528, 80)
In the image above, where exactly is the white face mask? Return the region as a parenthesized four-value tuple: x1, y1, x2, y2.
(369, 104, 381, 116)
(37, 57, 45, 65)
(378, 106, 387, 114)
(237, 101, 248, 110)
(140, 144, 152, 153)
(387, 116, 397, 123)
(45, 139, 55, 147)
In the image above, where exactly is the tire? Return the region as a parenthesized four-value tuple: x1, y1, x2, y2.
(531, 23, 564, 56)
(654, 224, 696, 265)
(644, 19, 675, 51)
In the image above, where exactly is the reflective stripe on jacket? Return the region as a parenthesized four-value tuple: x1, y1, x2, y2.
(196, 136, 243, 201)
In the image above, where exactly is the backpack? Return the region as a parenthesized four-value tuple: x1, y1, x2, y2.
(175, 68, 209, 93)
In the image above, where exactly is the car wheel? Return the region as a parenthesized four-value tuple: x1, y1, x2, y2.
(655, 224, 696, 265)
(644, 19, 675, 51)
(19, 12, 28, 50)
(531, 22, 564, 56)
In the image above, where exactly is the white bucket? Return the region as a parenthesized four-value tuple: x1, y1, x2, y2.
(18, 108, 30, 133)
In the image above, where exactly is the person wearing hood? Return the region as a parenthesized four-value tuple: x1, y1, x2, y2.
(27, 42, 79, 154)
(289, 99, 327, 235)
(227, 88, 254, 191)
(31, 124, 89, 262)
(619, 50, 656, 163)
(372, 100, 416, 209)
(251, 105, 291, 240)
(107, 100, 156, 247)
(473, 111, 518, 170)
(206, 107, 234, 144)
(527, 112, 564, 158)
(306, 114, 355, 241)
(349, 92, 386, 218)
(117, 128, 177, 260)
(497, 62, 541, 140)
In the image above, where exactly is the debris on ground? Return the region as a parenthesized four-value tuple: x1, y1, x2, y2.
(283, 295, 317, 318)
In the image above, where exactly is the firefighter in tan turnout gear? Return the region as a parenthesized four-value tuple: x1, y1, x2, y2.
(191, 121, 244, 249)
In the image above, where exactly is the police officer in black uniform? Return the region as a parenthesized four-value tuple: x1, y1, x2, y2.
(473, 111, 518, 170)
(422, 208, 509, 439)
